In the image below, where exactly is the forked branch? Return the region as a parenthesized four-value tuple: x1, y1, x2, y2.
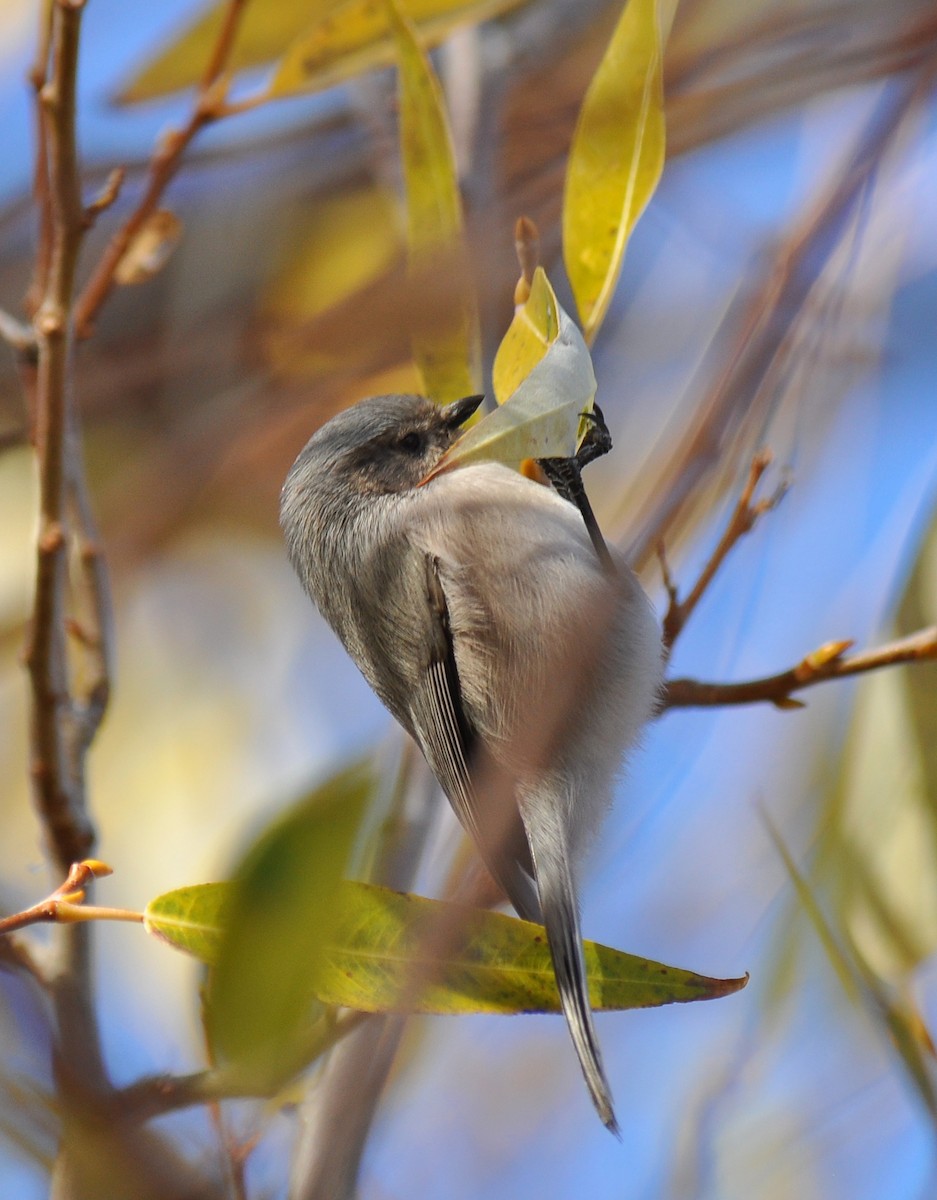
(662, 626, 937, 712)
(659, 448, 788, 653)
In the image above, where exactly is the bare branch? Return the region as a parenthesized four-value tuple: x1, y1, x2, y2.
(23, 0, 55, 318)
(661, 627, 937, 712)
(73, 0, 249, 337)
(25, 0, 94, 874)
(0, 860, 141, 937)
(66, 443, 115, 756)
(660, 448, 788, 652)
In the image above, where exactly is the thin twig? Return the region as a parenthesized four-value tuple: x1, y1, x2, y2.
(23, 0, 55, 318)
(661, 626, 937, 711)
(0, 860, 138, 937)
(83, 166, 125, 228)
(72, 0, 248, 337)
(659, 448, 787, 652)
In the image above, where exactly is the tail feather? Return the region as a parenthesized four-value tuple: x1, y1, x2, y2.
(522, 802, 619, 1134)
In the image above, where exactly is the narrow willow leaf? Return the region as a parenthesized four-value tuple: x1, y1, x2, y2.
(429, 296, 596, 476)
(491, 266, 560, 405)
(267, 0, 524, 101)
(117, 0, 346, 104)
(204, 764, 373, 1071)
(385, 0, 480, 403)
(563, 0, 666, 343)
(147, 879, 748, 1015)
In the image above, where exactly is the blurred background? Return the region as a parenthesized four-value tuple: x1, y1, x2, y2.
(1, 0, 937, 1196)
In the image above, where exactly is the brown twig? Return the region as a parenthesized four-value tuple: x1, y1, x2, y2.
(82, 166, 125, 228)
(0, 860, 141, 937)
(114, 1010, 369, 1122)
(659, 448, 788, 652)
(66, 438, 115, 758)
(23, 0, 55, 319)
(72, 0, 248, 337)
(661, 626, 937, 712)
(26, 0, 94, 874)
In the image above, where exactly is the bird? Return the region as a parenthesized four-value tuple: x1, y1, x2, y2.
(280, 391, 663, 1130)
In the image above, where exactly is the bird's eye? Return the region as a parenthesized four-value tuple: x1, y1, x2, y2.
(398, 431, 424, 454)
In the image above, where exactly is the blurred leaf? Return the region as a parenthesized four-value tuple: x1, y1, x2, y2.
(262, 183, 403, 376)
(897, 508, 937, 860)
(267, 0, 525, 101)
(873, 986, 937, 1122)
(763, 809, 862, 1002)
(429, 280, 596, 476)
(491, 265, 559, 405)
(385, 0, 480, 403)
(204, 764, 372, 1072)
(118, 0, 346, 104)
(562, 0, 666, 342)
(113, 210, 182, 286)
(147, 879, 747, 1014)
(835, 667, 937, 977)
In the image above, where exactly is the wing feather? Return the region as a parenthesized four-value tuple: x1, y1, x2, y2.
(411, 554, 540, 921)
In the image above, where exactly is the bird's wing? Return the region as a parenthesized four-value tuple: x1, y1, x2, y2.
(410, 553, 541, 922)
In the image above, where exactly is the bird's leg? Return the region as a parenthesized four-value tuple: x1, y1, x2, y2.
(537, 406, 616, 576)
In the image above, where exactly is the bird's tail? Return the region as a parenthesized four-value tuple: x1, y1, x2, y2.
(523, 800, 619, 1135)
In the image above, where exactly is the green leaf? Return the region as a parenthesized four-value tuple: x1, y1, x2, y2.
(429, 277, 596, 476)
(562, 0, 667, 343)
(385, 0, 480, 403)
(147, 879, 748, 1015)
(118, 0, 347, 105)
(267, 0, 525, 101)
(203, 764, 372, 1072)
(144, 882, 230, 964)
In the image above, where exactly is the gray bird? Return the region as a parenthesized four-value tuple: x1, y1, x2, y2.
(280, 392, 662, 1131)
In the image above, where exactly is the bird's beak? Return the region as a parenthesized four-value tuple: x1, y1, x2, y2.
(441, 393, 485, 429)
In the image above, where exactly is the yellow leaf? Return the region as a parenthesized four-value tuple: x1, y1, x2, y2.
(117, 0, 347, 104)
(491, 266, 559, 405)
(268, 0, 525, 100)
(260, 184, 404, 378)
(385, 0, 480, 403)
(563, 0, 667, 343)
(263, 186, 402, 320)
(147, 879, 748, 1015)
